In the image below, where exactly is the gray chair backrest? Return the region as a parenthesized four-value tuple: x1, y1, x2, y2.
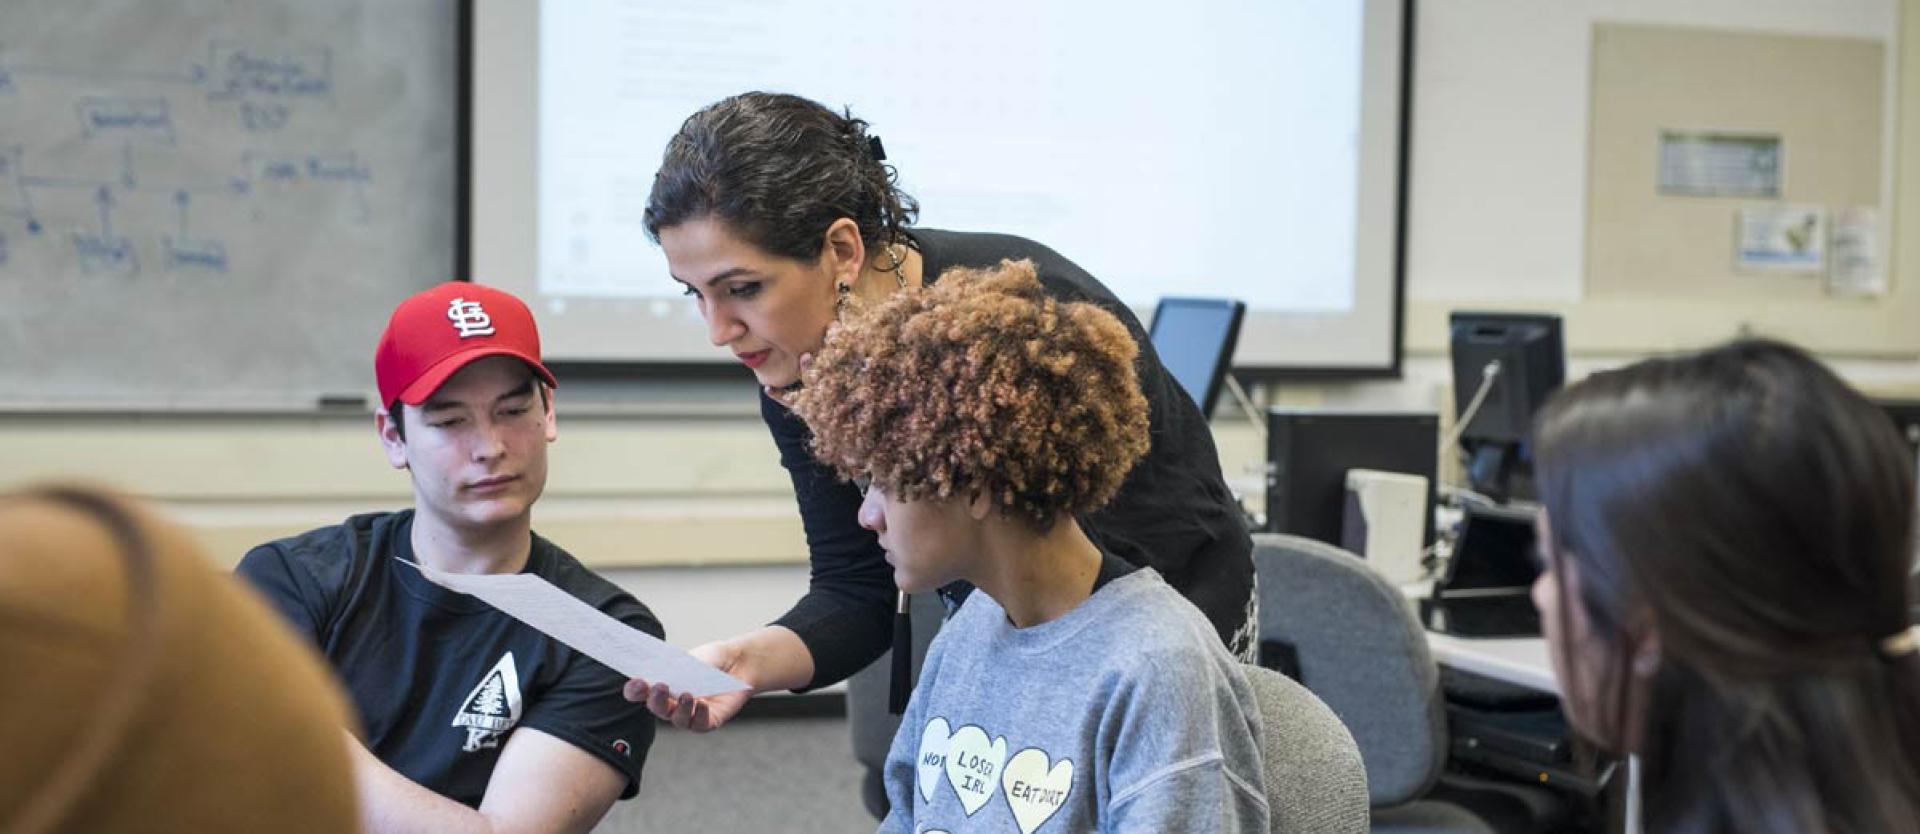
(1244, 663, 1370, 834)
(1253, 533, 1446, 807)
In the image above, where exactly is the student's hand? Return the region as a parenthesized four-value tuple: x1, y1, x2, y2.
(762, 353, 814, 408)
(623, 640, 752, 733)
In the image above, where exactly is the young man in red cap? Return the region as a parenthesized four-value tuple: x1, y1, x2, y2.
(237, 281, 662, 833)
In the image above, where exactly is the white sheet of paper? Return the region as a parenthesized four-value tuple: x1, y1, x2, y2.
(401, 559, 748, 697)
(1659, 131, 1781, 198)
(1828, 206, 1886, 298)
(1735, 203, 1826, 273)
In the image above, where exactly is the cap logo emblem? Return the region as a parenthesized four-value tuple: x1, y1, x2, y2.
(446, 297, 496, 339)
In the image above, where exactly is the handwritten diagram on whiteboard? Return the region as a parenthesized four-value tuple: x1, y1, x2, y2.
(0, 0, 452, 409)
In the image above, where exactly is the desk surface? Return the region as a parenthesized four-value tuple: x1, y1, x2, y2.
(1425, 632, 1559, 695)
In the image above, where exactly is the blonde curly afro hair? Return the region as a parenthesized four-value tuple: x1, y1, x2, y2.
(789, 258, 1150, 529)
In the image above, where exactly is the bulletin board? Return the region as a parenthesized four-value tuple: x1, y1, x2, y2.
(1588, 23, 1882, 300)
(1573, 21, 1920, 357)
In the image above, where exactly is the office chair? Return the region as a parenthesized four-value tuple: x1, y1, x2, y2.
(1253, 533, 1570, 833)
(1243, 663, 1370, 833)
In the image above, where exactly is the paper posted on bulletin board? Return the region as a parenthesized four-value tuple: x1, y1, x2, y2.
(1730, 204, 1885, 298)
(1827, 206, 1886, 298)
(1734, 203, 1825, 273)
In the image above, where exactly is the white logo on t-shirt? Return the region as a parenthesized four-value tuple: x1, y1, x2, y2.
(942, 724, 1008, 816)
(452, 652, 523, 752)
(447, 297, 495, 338)
(1002, 748, 1074, 834)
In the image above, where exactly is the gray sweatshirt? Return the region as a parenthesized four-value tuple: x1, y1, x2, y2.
(878, 569, 1270, 833)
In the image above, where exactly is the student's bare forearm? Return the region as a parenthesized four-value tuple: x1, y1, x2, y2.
(347, 734, 498, 834)
(346, 731, 618, 834)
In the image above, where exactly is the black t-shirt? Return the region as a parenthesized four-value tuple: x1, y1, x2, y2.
(765, 227, 1255, 690)
(1091, 545, 1142, 593)
(236, 510, 662, 807)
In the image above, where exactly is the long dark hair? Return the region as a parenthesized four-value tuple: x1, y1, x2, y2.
(643, 92, 919, 262)
(1534, 339, 1920, 834)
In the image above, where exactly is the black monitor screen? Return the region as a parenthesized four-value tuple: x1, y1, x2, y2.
(1450, 312, 1565, 500)
(1429, 501, 1543, 638)
(1449, 312, 1565, 445)
(1267, 410, 1440, 548)
(1446, 503, 1540, 590)
(1149, 298, 1245, 415)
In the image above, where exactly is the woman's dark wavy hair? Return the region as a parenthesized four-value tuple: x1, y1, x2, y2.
(643, 92, 920, 262)
(1534, 338, 1920, 834)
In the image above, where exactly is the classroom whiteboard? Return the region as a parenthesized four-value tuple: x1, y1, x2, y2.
(0, 0, 455, 409)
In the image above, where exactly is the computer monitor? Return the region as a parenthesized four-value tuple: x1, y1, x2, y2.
(1267, 410, 1440, 548)
(1428, 500, 1542, 637)
(1148, 297, 1246, 416)
(1449, 312, 1566, 502)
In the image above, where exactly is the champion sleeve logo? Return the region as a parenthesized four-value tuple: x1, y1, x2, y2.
(452, 652, 523, 753)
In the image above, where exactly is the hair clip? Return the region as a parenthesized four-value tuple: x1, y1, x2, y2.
(867, 135, 887, 161)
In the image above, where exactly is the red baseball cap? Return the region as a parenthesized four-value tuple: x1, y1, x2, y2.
(375, 282, 558, 409)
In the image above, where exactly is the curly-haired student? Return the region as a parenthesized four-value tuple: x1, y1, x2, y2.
(630, 92, 1256, 739)
(792, 259, 1269, 832)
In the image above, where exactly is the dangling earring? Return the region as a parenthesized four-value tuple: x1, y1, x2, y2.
(879, 243, 909, 289)
(835, 281, 852, 314)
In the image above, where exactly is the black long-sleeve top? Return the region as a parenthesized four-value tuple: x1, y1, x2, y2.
(766, 228, 1255, 690)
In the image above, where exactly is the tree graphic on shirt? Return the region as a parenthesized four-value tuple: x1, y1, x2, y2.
(470, 673, 507, 717)
(451, 652, 521, 750)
